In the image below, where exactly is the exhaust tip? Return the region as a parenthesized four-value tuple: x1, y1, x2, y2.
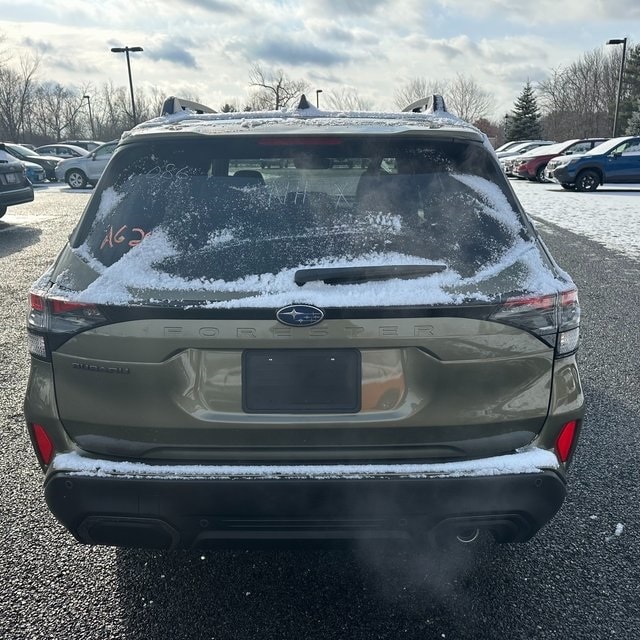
(456, 528, 480, 544)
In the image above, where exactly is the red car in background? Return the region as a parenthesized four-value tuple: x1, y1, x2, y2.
(514, 138, 608, 182)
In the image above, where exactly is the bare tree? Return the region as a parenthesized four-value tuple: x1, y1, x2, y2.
(30, 82, 87, 141)
(446, 73, 493, 123)
(538, 47, 621, 139)
(393, 77, 448, 111)
(0, 54, 40, 141)
(248, 64, 308, 110)
(323, 87, 374, 111)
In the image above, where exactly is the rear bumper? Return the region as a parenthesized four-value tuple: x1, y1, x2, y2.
(0, 185, 34, 208)
(44, 448, 566, 549)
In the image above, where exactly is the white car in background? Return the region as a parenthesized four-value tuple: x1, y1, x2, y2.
(36, 144, 89, 159)
(495, 140, 555, 159)
(55, 140, 117, 189)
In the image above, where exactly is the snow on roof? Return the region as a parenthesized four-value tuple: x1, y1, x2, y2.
(124, 104, 484, 142)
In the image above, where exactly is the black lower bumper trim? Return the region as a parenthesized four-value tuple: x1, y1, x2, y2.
(44, 470, 567, 549)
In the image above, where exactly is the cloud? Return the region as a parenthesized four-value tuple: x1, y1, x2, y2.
(244, 37, 351, 67)
(167, 0, 238, 13)
(313, 0, 387, 14)
(53, 57, 101, 75)
(21, 37, 54, 53)
(146, 39, 198, 69)
(436, 0, 640, 24)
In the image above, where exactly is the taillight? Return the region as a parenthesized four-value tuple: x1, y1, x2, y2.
(556, 420, 579, 463)
(30, 423, 55, 467)
(490, 289, 580, 356)
(27, 293, 107, 360)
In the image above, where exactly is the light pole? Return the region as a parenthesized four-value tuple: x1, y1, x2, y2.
(110, 46, 143, 126)
(83, 94, 95, 139)
(606, 37, 628, 137)
(316, 89, 323, 108)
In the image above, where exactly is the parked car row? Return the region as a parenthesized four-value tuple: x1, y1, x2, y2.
(0, 138, 109, 217)
(0, 140, 105, 184)
(498, 136, 640, 191)
(54, 140, 117, 188)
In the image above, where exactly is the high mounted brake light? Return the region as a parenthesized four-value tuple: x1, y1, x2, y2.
(27, 294, 107, 361)
(258, 137, 343, 146)
(490, 290, 580, 356)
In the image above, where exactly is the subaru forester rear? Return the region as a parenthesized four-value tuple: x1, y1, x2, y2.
(24, 96, 583, 549)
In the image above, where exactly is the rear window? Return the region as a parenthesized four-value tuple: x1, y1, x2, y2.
(74, 136, 526, 286)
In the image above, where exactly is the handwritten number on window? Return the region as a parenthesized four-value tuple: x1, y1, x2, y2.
(101, 225, 151, 250)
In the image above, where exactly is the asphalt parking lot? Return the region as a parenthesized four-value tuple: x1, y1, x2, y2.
(1, 182, 638, 639)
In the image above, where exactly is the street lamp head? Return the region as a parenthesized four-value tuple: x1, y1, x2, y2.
(606, 38, 626, 45)
(111, 46, 143, 53)
(83, 95, 90, 100)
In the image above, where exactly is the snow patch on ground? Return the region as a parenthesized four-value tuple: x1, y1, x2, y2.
(513, 181, 640, 261)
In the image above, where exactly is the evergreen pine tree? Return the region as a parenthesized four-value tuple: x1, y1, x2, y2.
(626, 99, 640, 135)
(620, 44, 640, 133)
(506, 81, 543, 141)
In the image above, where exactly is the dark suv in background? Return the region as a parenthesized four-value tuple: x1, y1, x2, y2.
(24, 95, 584, 550)
(0, 147, 34, 218)
(546, 136, 640, 190)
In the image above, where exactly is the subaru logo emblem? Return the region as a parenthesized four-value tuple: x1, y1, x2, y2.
(276, 305, 325, 327)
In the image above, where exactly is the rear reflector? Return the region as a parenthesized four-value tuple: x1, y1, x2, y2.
(31, 423, 55, 466)
(556, 420, 578, 463)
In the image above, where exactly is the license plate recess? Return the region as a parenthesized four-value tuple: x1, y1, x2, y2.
(242, 349, 361, 413)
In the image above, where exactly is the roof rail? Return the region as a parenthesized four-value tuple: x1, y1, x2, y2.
(402, 94, 448, 114)
(161, 96, 216, 116)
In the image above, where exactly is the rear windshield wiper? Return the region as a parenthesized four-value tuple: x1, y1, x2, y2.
(295, 264, 447, 286)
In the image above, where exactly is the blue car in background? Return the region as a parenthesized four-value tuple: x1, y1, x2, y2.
(546, 136, 640, 191)
(23, 160, 46, 184)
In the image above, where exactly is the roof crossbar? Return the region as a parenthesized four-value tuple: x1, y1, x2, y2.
(161, 96, 216, 116)
(402, 94, 448, 114)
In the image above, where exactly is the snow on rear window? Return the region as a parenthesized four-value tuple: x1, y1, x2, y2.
(60, 138, 569, 306)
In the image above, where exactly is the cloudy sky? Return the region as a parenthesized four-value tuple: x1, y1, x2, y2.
(0, 0, 636, 119)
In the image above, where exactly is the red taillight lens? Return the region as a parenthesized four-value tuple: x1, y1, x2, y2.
(27, 294, 107, 360)
(30, 293, 45, 312)
(556, 420, 578, 463)
(490, 289, 580, 356)
(50, 299, 94, 314)
(31, 423, 55, 466)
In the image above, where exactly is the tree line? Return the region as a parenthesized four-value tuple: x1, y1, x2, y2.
(0, 41, 638, 146)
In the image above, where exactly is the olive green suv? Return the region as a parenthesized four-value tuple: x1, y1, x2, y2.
(24, 95, 583, 549)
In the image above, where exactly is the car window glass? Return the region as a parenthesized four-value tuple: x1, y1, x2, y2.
(10, 144, 36, 157)
(620, 140, 640, 155)
(95, 144, 115, 158)
(569, 142, 590, 154)
(74, 138, 526, 286)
